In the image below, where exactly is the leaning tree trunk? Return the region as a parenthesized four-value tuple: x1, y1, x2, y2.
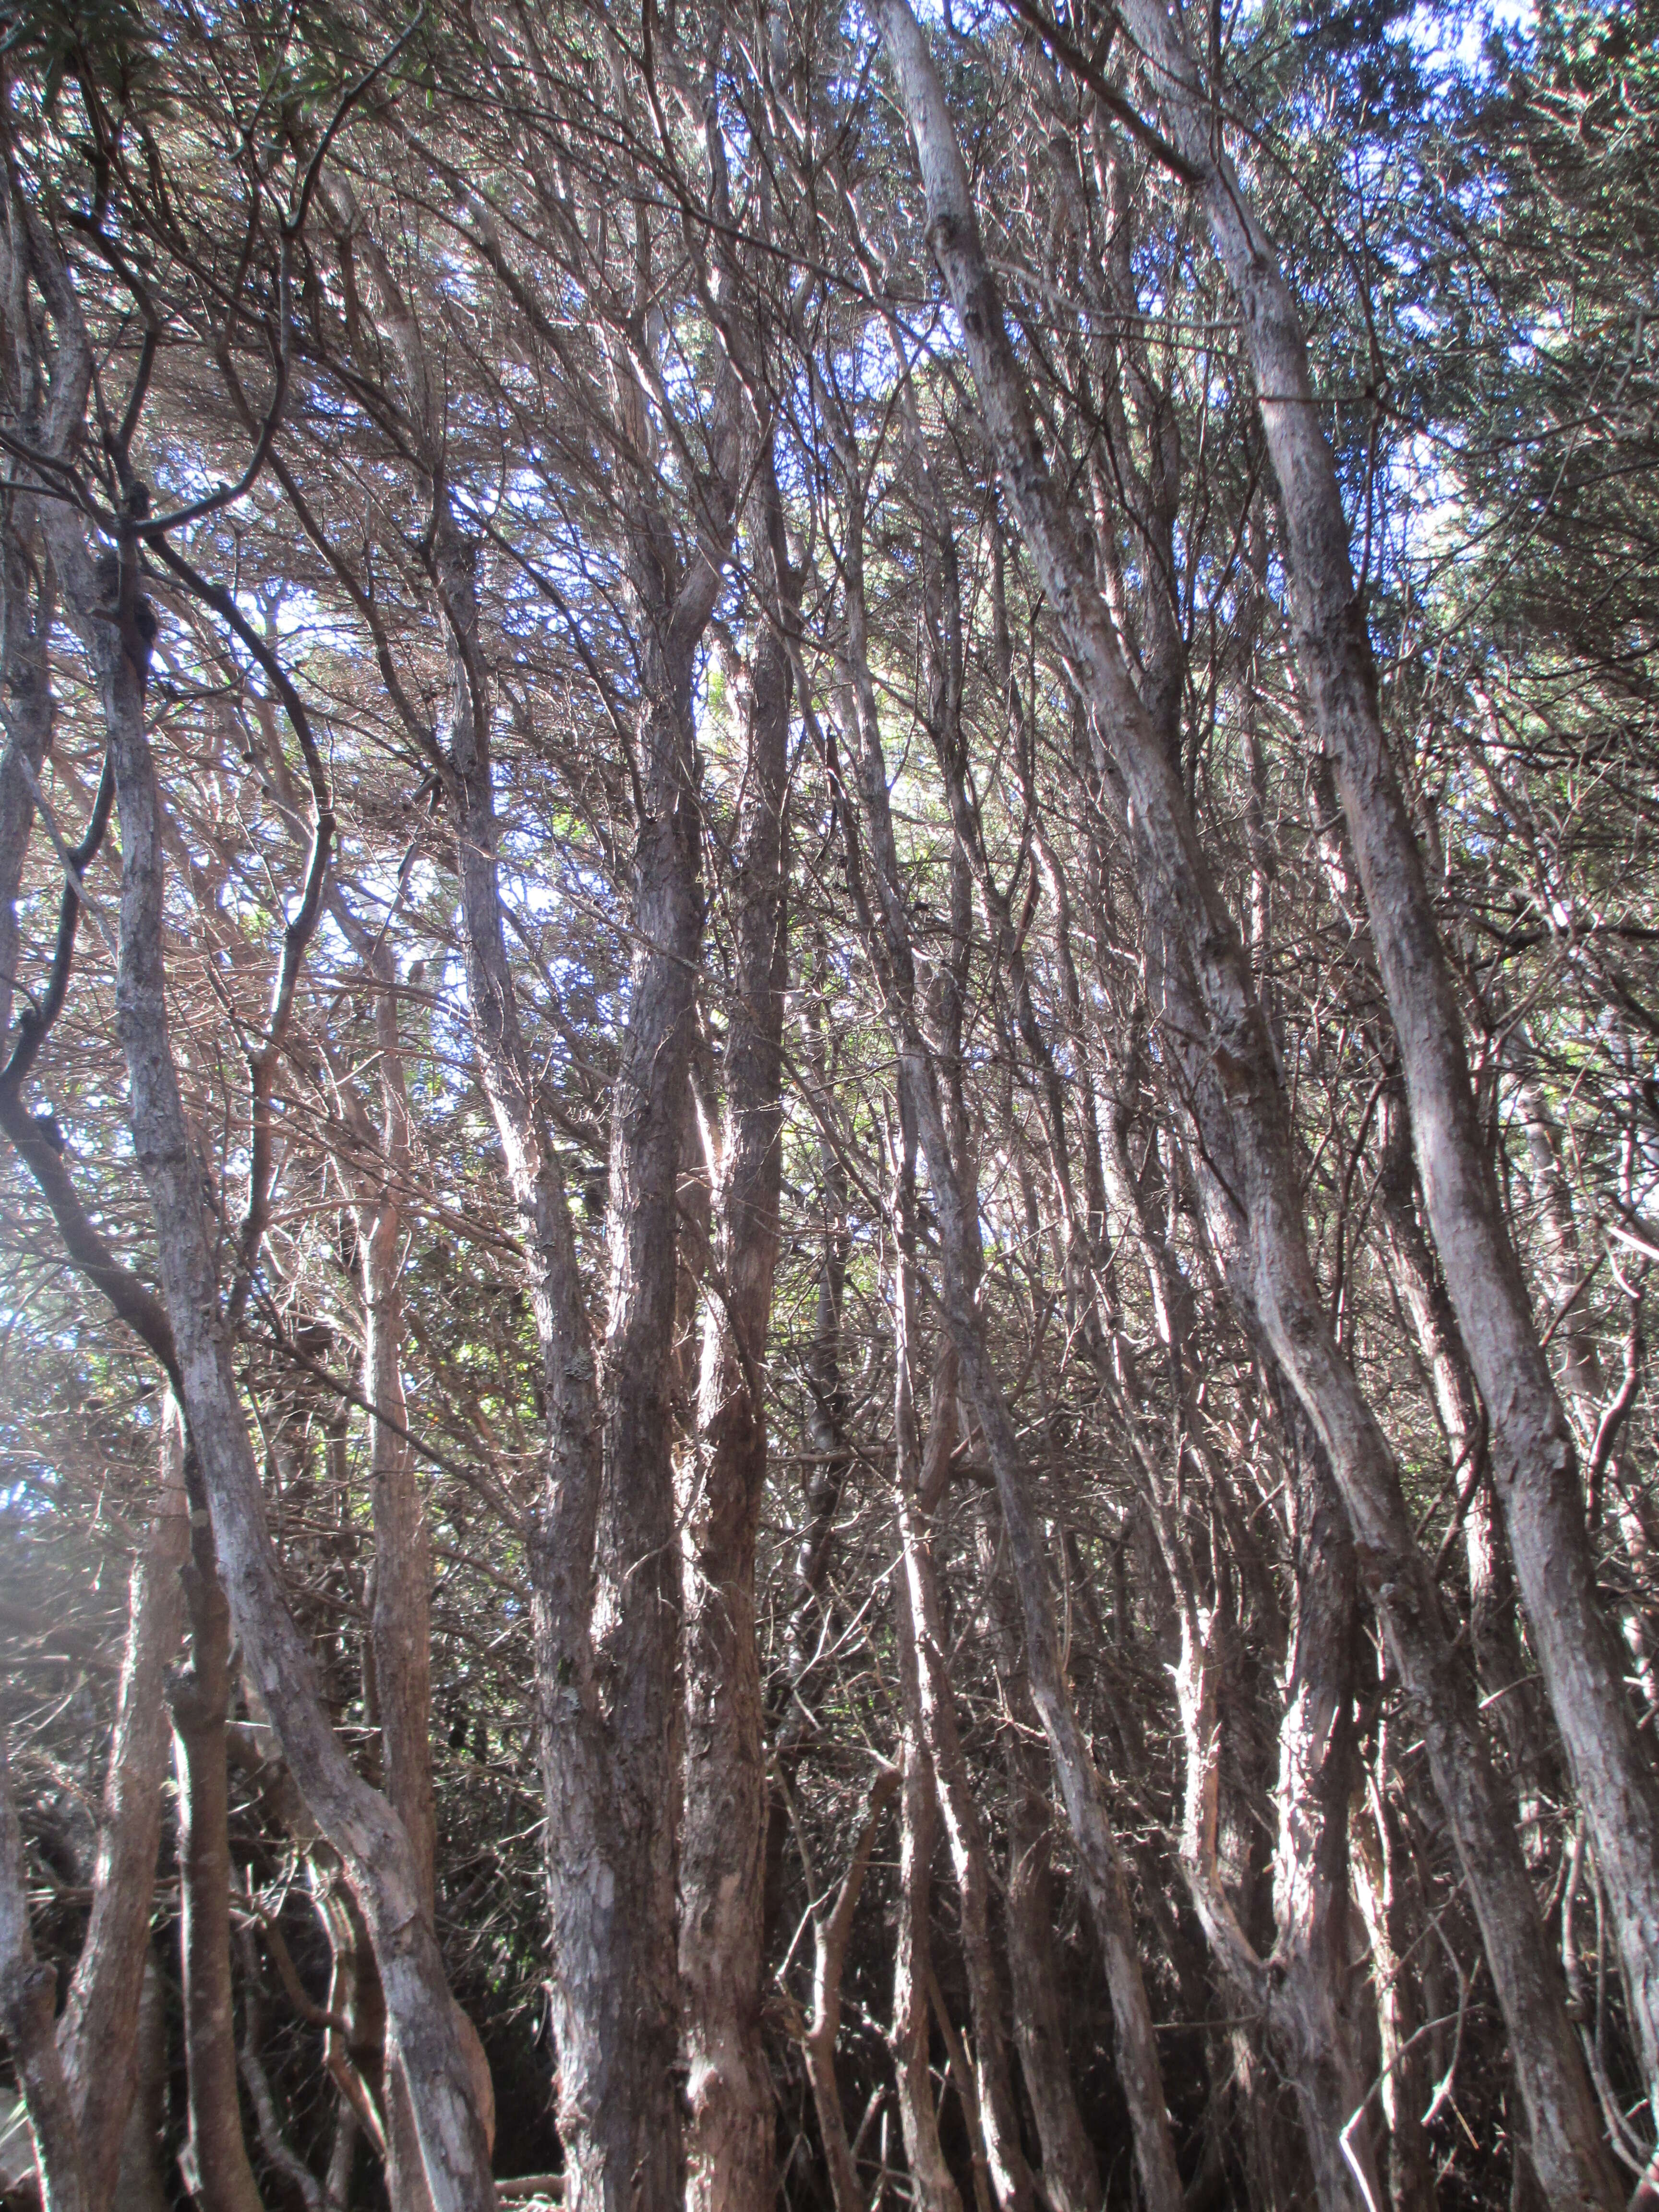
(1112, 0, 1659, 2106)
(113, 1951, 171, 2212)
(0, 504, 54, 1051)
(314, 162, 738, 2207)
(335, 914, 461, 2211)
(1098, 1016, 1379, 2212)
(1352, 1742, 1436, 2212)
(1266, 1425, 1378, 2212)
(871, 12, 1620, 2201)
(1372, 1082, 1556, 1827)
(80, 532, 496, 2212)
(0, 497, 191, 2212)
(9, 185, 493, 2205)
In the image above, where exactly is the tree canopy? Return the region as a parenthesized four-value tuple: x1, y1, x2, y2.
(0, 0, 1657, 2206)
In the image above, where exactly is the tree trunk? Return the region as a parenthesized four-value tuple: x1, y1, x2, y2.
(1114, 0, 1659, 2106)
(56, 1390, 190, 2211)
(11, 190, 493, 2204)
(792, 958, 853, 1683)
(1372, 1083, 1555, 1827)
(870, 12, 1620, 2200)
(891, 1561, 962, 2212)
(113, 1951, 170, 2212)
(979, 1530, 1102, 2212)
(0, 552, 188, 2212)
(0, 510, 54, 1052)
(330, 180, 739, 2200)
(171, 1472, 268, 2212)
(681, 463, 794, 2212)
(889, 1316, 961, 2212)
(83, 540, 496, 2212)
(891, 1245, 1032, 2212)
(1099, 1029, 1377, 2210)
(1267, 1430, 1378, 2212)
(335, 915, 451, 2212)
(791, 1770, 898, 2212)
(1352, 1760, 1436, 2212)
(831, 395, 1185, 2212)
(0, 1740, 88, 2212)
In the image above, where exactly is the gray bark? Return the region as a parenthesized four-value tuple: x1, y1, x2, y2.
(871, 9, 1620, 2200)
(1352, 1746, 1436, 2212)
(1113, 0, 1659, 2110)
(891, 1285, 1031, 2212)
(112, 1952, 170, 2212)
(1373, 1085, 1556, 1827)
(890, 1345, 961, 2212)
(788, 1770, 898, 2212)
(0, 1393, 187, 2212)
(1, 189, 494, 2212)
(332, 911, 450, 2211)
(312, 169, 736, 2208)
(56, 1397, 190, 2211)
(85, 544, 495, 2212)
(980, 1529, 1103, 2212)
(832, 393, 1185, 2212)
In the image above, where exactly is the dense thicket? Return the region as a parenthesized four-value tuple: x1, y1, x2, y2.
(0, 0, 1656, 2206)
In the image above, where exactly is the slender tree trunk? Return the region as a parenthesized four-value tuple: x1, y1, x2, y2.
(1372, 1084, 1555, 1826)
(171, 1472, 268, 2212)
(1099, 1026, 1378, 2208)
(578, 605, 709, 2212)
(84, 543, 496, 2212)
(790, 1770, 898, 2212)
(891, 1233, 1032, 2212)
(889, 1310, 961, 2212)
(54, 1391, 191, 2212)
(347, 205, 736, 2202)
(9, 188, 493, 2205)
(337, 919, 462, 2211)
(681, 470, 794, 2212)
(832, 429, 1185, 2212)
(1351, 1741, 1436, 2212)
(979, 1530, 1102, 2212)
(871, 14, 1619, 2200)
(0, 509, 53, 1050)
(1267, 1431, 1378, 2212)
(792, 961, 853, 1681)
(113, 1950, 170, 2212)
(0, 1739, 88, 2212)
(0, 538, 189, 2211)
(891, 1562, 962, 2212)
(355, 944, 435, 1912)
(1114, 0, 1659, 2104)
